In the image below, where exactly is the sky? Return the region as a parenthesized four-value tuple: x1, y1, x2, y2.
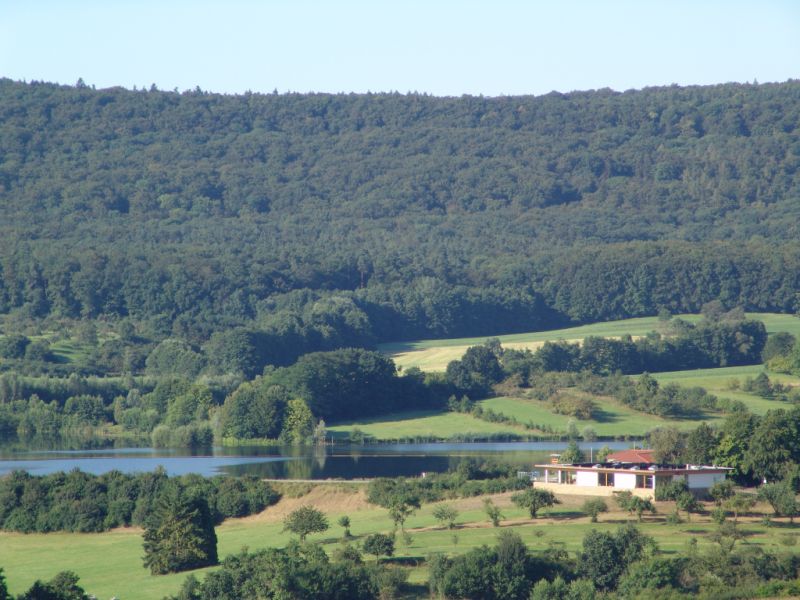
(2, 0, 798, 97)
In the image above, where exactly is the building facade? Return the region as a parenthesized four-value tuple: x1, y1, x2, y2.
(532, 462, 729, 499)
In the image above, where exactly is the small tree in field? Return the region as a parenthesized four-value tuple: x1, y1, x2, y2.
(432, 504, 459, 529)
(725, 493, 756, 524)
(676, 492, 701, 522)
(483, 498, 504, 527)
(614, 491, 655, 522)
(282, 506, 329, 541)
(758, 482, 798, 523)
(511, 488, 558, 519)
(388, 495, 420, 532)
(709, 479, 735, 505)
(363, 533, 395, 560)
(582, 498, 608, 523)
(338, 515, 352, 538)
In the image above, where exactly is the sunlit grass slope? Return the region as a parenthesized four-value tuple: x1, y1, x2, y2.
(477, 395, 706, 436)
(380, 313, 799, 372)
(2, 489, 799, 600)
(327, 409, 530, 440)
(652, 365, 800, 415)
(328, 365, 800, 441)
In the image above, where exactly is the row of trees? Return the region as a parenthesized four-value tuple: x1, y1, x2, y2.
(0, 468, 279, 533)
(428, 521, 800, 599)
(498, 316, 767, 383)
(0, 569, 89, 600)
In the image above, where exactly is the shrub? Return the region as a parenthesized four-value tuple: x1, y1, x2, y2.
(363, 533, 395, 559)
(582, 498, 608, 523)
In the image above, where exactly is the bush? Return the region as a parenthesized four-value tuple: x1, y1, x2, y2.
(551, 392, 596, 420)
(582, 498, 608, 523)
(151, 424, 171, 448)
(0, 334, 30, 359)
(580, 524, 657, 591)
(363, 533, 395, 559)
(172, 545, 385, 600)
(432, 504, 459, 529)
(654, 479, 689, 501)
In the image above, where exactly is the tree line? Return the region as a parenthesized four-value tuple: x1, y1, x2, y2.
(0, 312, 780, 445)
(0, 468, 278, 533)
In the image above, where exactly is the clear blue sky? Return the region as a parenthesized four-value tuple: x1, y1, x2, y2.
(2, 0, 798, 96)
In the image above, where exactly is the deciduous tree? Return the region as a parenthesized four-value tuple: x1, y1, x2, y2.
(511, 488, 558, 519)
(282, 505, 329, 541)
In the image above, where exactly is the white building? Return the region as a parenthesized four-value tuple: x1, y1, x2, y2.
(533, 462, 730, 499)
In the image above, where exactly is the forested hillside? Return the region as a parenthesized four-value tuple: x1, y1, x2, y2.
(1, 78, 799, 353)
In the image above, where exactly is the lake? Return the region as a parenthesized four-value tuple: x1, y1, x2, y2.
(0, 441, 636, 479)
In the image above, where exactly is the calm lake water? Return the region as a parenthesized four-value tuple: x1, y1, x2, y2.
(0, 441, 636, 479)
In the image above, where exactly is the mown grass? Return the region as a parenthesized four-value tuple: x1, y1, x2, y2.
(328, 363, 800, 442)
(327, 409, 530, 440)
(380, 313, 799, 372)
(652, 365, 800, 415)
(478, 395, 702, 436)
(2, 490, 798, 600)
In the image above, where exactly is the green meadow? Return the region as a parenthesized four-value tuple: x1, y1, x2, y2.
(477, 395, 704, 436)
(1, 489, 798, 600)
(327, 364, 800, 442)
(652, 365, 800, 415)
(380, 313, 799, 372)
(327, 409, 530, 440)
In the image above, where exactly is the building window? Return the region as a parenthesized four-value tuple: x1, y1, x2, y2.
(599, 472, 614, 486)
(561, 470, 575, 484)
(636, 474, 654, 488)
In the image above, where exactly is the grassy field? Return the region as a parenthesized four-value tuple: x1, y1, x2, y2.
(477, 395, 710, 436)
(327, 409, 531, 440)
(380, 313, 800, 372)
(1, 486, 798, 599)
(325, 398, 678, 442)
(327, 365, 800, 442)
(0, 324, 118, 366)
(652, 365, 800, 415)
(327, 363, 800, 441)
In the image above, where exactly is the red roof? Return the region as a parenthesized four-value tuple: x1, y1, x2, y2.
(606, 449, 655, 463)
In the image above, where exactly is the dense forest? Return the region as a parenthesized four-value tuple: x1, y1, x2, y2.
(0, 78, 799, 359)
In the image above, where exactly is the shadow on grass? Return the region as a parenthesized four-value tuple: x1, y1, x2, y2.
(590, 408, 620, 424)
(546, 511, 585, 520)
(399, 583, 430, 600)
(761, 520, 799, 529)
(380, 556, 425, 566)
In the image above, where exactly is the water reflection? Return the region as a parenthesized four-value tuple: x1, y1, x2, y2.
(0, 440, 636, 479)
